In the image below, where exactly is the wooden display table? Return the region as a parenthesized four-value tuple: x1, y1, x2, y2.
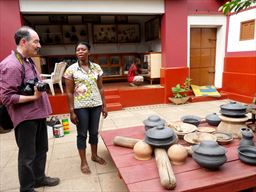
(101, 126, 256, 192)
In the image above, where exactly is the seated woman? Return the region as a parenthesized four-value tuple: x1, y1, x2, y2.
(127, 58, 144, 86)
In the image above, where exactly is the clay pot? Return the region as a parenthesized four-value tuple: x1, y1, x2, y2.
(205, 113, 221, 126)
(167, 144, 188, 165)
(239, 128, 255, 147)
(133, 141, 153, 160)
(220, 102, 247, 117)
(192, 140, 227, 170)
(143, 115, 166, 130)
(144, 125, 177, 148)
(238, 145, 256, 165)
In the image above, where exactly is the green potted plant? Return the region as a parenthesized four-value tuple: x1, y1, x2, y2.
(169, 77, 191, 105)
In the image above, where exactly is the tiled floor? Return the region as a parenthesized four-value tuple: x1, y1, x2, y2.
(0, 99, 239, 192)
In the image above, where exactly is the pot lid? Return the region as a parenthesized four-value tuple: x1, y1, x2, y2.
(220, 102, 247, 111)
(206, 113, 221, 121)
(143, 115, 166, 128)
(146, 125, 174, 140)
(192, 140, 226, 155)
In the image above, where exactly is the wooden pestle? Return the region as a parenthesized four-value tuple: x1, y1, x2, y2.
(113, 136, 141, 148)
(154, 148, 176, 189)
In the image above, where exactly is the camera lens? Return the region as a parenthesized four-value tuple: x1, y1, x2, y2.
(36, 82, 48, 92)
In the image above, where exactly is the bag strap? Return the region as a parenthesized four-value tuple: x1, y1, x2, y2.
(15, 51, 26, 87)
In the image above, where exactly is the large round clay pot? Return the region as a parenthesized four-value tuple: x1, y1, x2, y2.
(220, 102, 247, 117)
(143, 115, 166, 130)
(133, 141, 153, 160)
(145, 125, 177, 148)
(192, 140, 227, 170)
(167, 144, 188, 165)
(205, 113, 221, 126)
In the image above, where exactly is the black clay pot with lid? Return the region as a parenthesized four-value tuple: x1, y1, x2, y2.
(145, 125, 177, 148)
(220, 101, 247, 117)
(192, 140, 227, 170)
(143, 115, 166, 130)
(205, 113, 221, 126)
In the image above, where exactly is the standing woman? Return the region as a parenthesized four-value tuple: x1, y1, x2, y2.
(64, 42, 108, 174)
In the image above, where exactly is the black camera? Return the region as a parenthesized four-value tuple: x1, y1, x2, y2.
(19, 78, 48, 95)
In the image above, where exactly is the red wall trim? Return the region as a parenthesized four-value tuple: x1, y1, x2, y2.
(225, 13, 230, 56)
(226, 51, 256, 57)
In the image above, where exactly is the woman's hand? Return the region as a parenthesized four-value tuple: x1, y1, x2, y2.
(102, 106, 108, 118)
(70, 111, 79, 125)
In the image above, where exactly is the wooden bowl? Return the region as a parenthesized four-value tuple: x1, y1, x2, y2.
(213, 132, 233, 145)
(197, 126, 216, 133)
(168, 122, 197, 139)
(184, 132, 217, 145)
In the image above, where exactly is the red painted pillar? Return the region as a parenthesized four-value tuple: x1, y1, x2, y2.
(162, 0, 188, 68)
(0, 0, 22, 61)
(161, 0, 189, 102)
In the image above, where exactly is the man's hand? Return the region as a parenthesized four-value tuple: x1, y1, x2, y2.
(33, 86, 42, 100)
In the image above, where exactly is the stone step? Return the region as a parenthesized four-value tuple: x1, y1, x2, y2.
(106, 103, 123, 111)
(104, 89, 119, 96)
(190, 92, 229, 103)
(105, 95, 121, 103)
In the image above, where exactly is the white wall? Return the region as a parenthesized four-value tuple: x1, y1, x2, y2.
(188, 15, 226, 88)
(19, 0, 164, 14)
(227, 8, 256, 52)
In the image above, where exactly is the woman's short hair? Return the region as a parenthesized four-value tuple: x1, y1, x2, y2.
(75, 41, 91, 51)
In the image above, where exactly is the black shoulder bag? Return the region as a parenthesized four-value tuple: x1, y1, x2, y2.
(0, 105, 14, 130)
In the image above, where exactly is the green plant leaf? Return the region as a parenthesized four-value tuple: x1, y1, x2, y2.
(219, 0, 255, 15)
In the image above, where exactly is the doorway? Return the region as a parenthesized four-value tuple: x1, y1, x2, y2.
(190, 28, 217, 86)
